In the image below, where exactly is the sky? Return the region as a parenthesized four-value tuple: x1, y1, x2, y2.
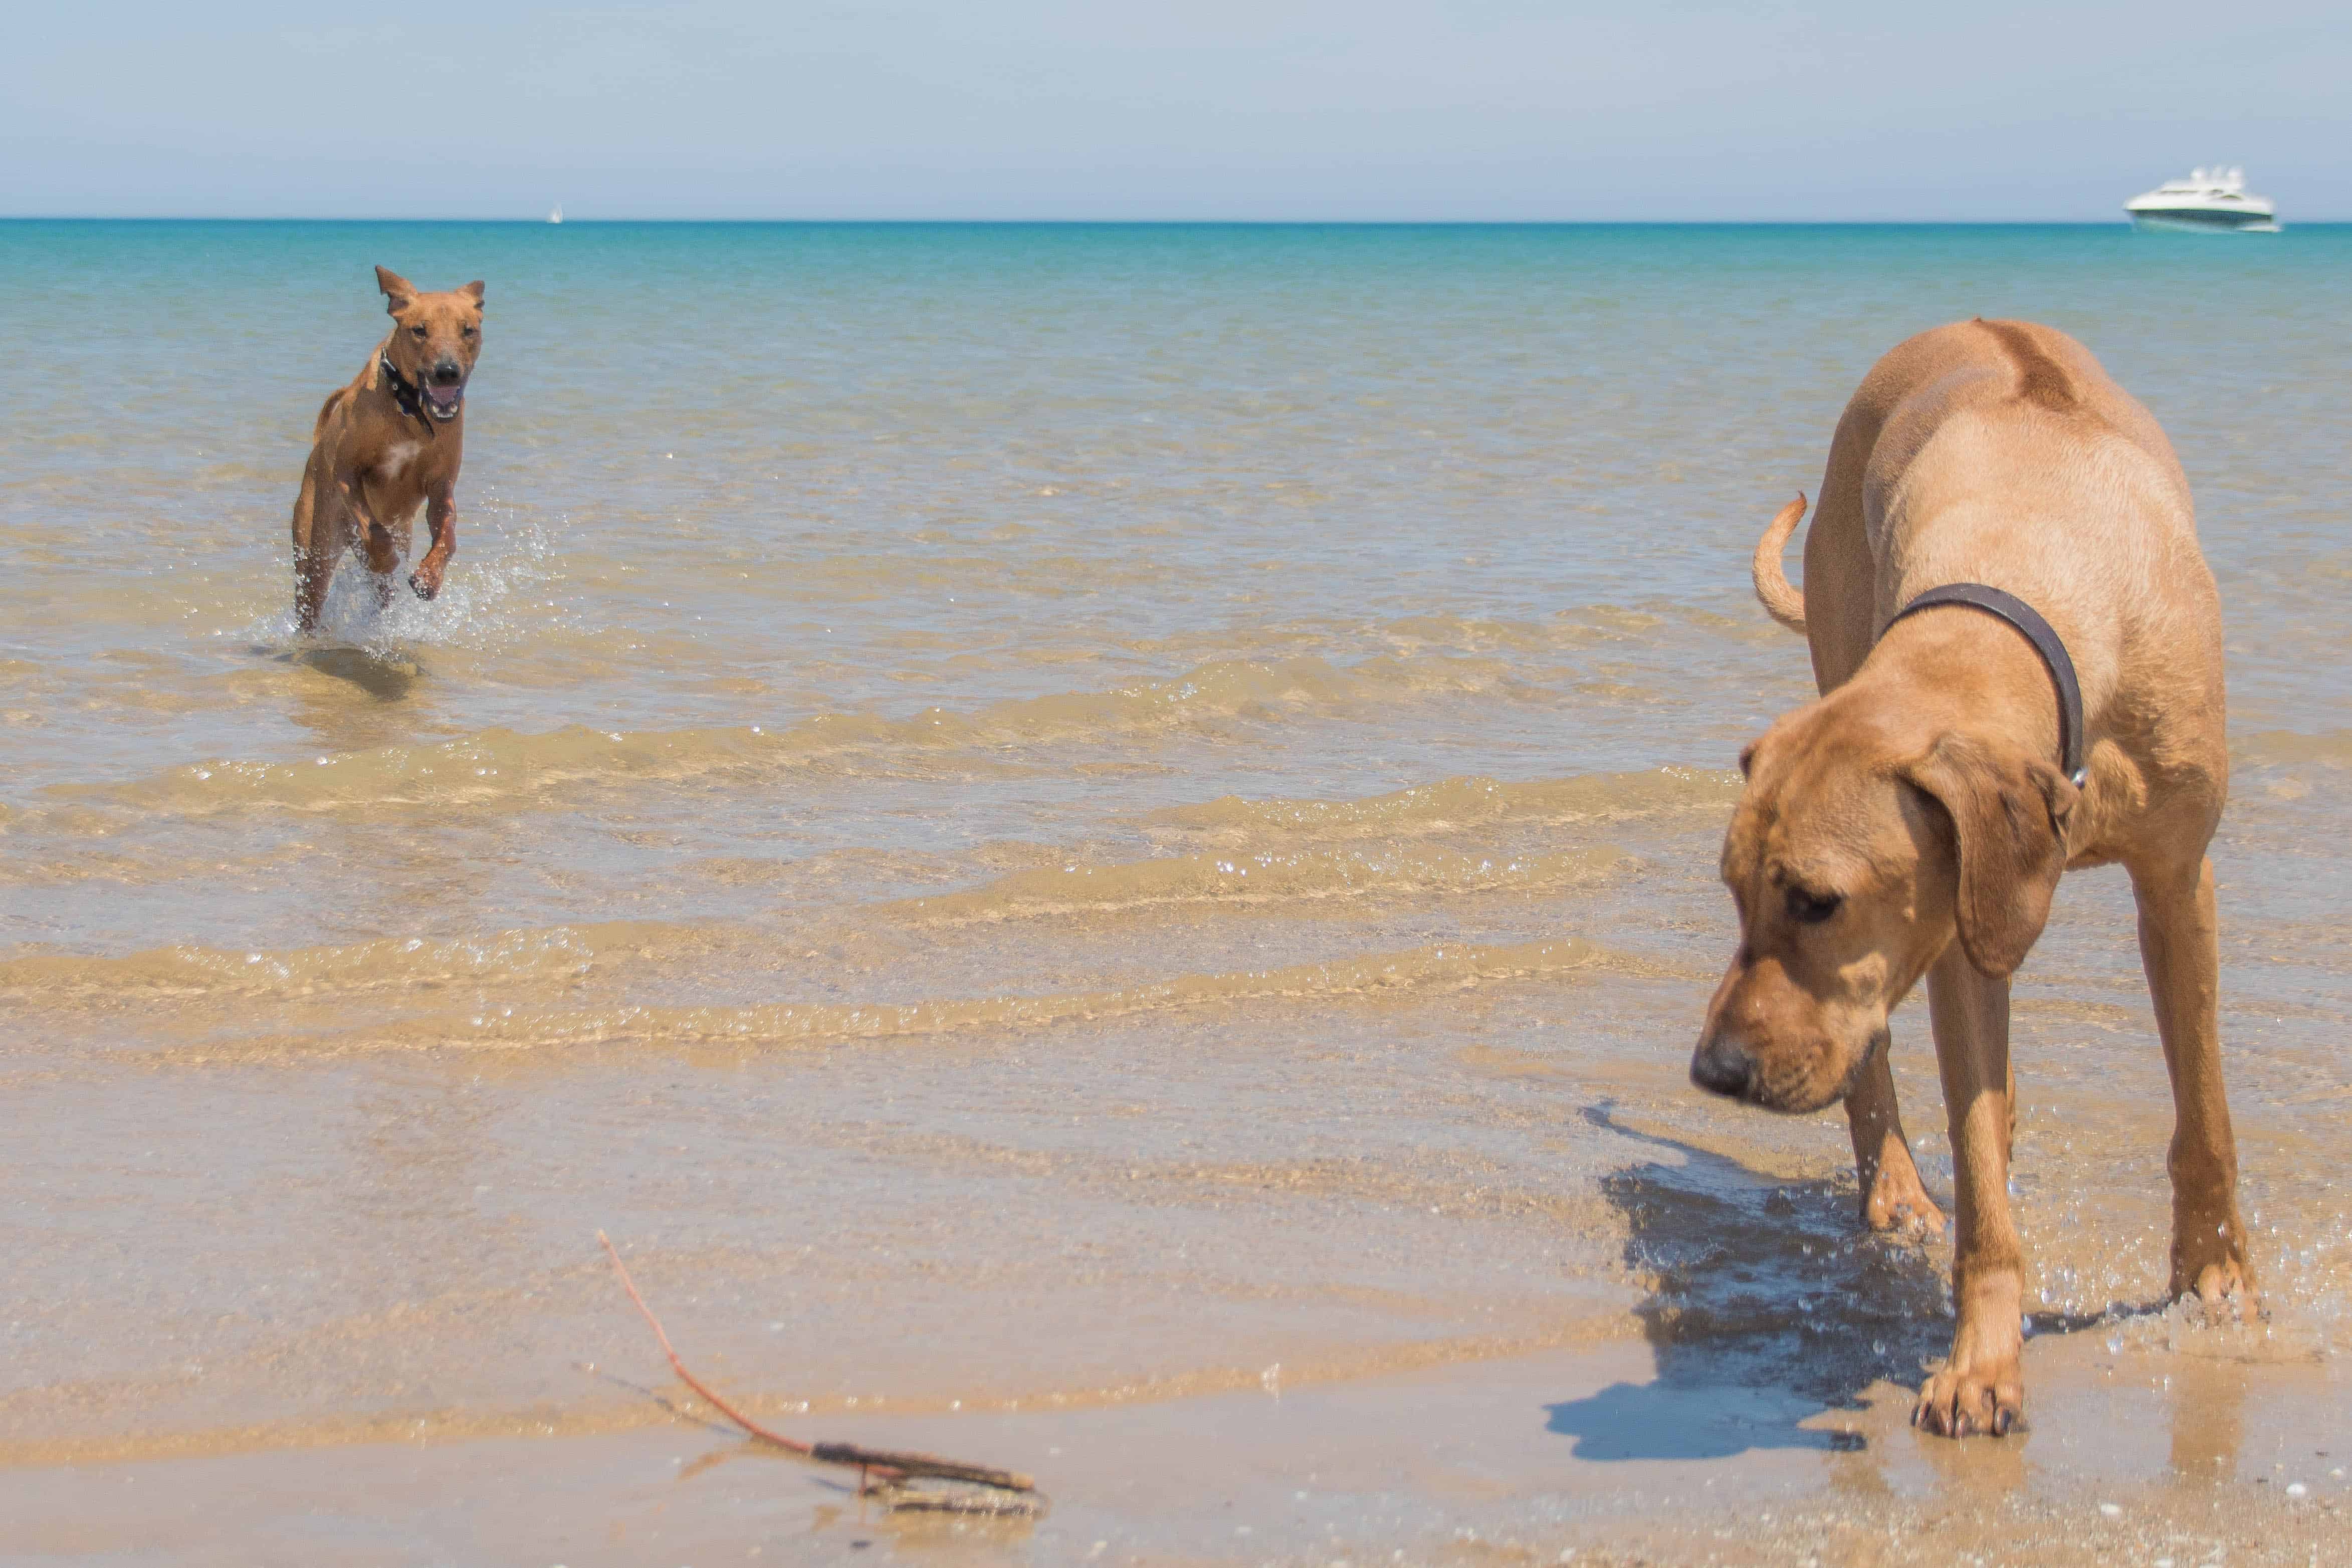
(4, 2, 2346, 221)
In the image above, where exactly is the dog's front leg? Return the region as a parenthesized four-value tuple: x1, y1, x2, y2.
(409, 485, 457, 601)
(1843, 1044, 1946, 1236)
(1913, 945, 2025, 1437)
(2133, 852, 2258, 1313)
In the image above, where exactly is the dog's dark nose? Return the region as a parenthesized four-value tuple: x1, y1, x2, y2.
(430, 358, 463, 385)
(1690, 1034, 1754, 1098)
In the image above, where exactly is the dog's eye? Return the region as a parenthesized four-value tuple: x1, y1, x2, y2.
(461, 324, 476, 337)
(410, 325, 426, 338)
(1786, 886, 1842, 925)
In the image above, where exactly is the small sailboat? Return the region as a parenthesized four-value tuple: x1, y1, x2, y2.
(547, 204, 564, 225)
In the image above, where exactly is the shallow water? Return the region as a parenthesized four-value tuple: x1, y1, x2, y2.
(3, 221, 2351, 1555)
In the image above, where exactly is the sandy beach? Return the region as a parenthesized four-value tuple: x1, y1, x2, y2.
(6, 1333, 2345, 1563)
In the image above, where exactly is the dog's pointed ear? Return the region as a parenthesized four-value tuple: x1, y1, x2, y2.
(376, 266, 417, 314)
(1901, 732, 2077, 979)
(460, 280, 485, 307)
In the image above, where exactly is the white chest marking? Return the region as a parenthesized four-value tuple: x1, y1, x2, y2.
(378, 441, 421, 483)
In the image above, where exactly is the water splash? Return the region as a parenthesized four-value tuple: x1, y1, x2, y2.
(236, 501, 575, 661)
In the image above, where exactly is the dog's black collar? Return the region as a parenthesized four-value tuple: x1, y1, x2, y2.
(1884, 584, 2087, 787)
(378, 352, 430, 423)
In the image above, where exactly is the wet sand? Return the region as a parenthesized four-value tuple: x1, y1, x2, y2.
(6, 1333, 2345, 1564)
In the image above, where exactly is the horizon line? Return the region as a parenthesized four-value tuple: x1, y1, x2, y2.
(10, 213, 2349, 227)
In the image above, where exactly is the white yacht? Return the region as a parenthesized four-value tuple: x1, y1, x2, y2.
(548, 204, 564, 225)
(2124, 168, 2277, 233)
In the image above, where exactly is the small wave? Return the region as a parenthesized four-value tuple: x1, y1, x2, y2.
(0, 920, 715, 1003)
(2233, 729, 2352, 768)
(1144, 767, 1739, 844)
(158, 937, 1659, 1063)
(882, 844, 1632, 927)
(0, 837, 309, 889)
(50, 651, 1524, 820)
(1380, 613, 1603, 653)
(1123, 602, 1772, 668)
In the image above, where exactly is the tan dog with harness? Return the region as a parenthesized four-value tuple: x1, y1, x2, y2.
(289, 267, 484, 635)
(1695, 318, 2256, 1436)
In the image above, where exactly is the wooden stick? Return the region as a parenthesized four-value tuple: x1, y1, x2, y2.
(597, 1233, 822, 1459)
(811, 1443, 1033, 1491)
(595, 1232, 1035, 1495)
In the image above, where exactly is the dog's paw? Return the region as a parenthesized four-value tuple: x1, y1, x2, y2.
(1862, 1163, 1947, 1239)
(1911, 1359, 2024, 1438)
(407, 570, 440, 602)
(2176, 1256, 2263, 1324)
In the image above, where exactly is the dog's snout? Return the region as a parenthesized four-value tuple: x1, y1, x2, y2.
(430, 358, 463, 385)
(1690, 1034, 1754, 1098)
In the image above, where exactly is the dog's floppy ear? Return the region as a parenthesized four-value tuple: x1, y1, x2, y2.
(1901, 732, 2076, 979)
(375, 266, 417, 314)
(460, 280, 486, 307)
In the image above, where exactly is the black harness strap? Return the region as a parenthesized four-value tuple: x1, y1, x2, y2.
(377, 352, 429, 426)
(1883, 583, 2087, 787)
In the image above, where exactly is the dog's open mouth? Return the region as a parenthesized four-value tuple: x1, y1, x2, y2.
(425, 382, 464, 420)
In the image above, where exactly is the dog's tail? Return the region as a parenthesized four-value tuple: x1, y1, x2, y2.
(1751, 493, 1809, 634)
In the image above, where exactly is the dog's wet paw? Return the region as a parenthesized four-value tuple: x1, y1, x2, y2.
(1911, 1360, 2024, 1438)
(2177, 1257, 2263, 1324)
(407, 571, 440, 602)
(1862, 1164, 1947, 1239)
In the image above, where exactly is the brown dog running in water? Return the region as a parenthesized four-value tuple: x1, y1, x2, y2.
(1695, 318, 2255, 1437)
(289, 267, 484, 634)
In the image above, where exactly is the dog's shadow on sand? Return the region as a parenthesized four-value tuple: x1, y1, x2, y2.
(266, 642, 425, 753)
(1543, 1104, 1954, 1461)
(293, 644, 419, 700)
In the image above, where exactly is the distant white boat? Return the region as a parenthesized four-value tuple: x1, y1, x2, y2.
(2125, 168, 2277, 233)
(548, 204, 564, 225)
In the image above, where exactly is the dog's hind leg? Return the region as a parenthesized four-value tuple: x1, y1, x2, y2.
(291, 453, 340, 636)
(2132, 852, 2258, 1314)
(1913, 945, 2026, 1437)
